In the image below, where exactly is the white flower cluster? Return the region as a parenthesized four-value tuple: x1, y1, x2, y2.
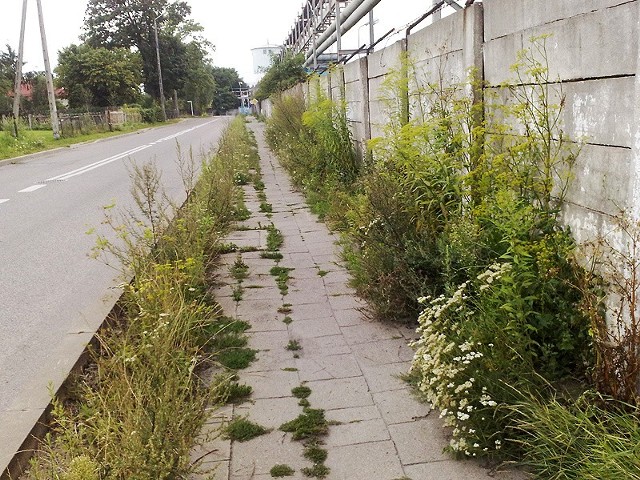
(477, 262, 511, 291)
(410, 264, 512, 457)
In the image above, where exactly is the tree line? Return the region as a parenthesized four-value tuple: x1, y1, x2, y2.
(1, 0, 245, 119)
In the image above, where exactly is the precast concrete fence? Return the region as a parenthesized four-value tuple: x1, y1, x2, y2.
(261, 0, 639, 247)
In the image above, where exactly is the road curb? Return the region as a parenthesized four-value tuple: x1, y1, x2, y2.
(0, 288, 127, 480)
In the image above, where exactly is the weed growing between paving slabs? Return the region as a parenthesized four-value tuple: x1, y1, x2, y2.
(279, 386, 332, 479)
(266, 224, 284, 251)
(24, 117, 261, 479)
(271, 265, 294, 295)
(224, 417, 270, 442)
(278, 303, 293, 314)
(270, 464, 296, 477)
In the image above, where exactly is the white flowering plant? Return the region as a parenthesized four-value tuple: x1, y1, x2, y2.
(411, 262, 519, 457)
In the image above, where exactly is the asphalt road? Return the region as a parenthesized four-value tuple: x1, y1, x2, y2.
(0, 116, 231, 472)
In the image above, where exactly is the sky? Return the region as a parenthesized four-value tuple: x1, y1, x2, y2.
(0, 0, 451, 85)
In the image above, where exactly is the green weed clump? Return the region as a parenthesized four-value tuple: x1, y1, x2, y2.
(270, 464, 296, 477)
(292, 385, 312, 399)
(266, 224, 284, 251)
(280, 408, 328, 441)
(224, 417, 270, 442)
(26, 117, 257, 480)
(271, 266, 293, 295)
(286, 340, 302, 351)
(261, 251, 284, 260)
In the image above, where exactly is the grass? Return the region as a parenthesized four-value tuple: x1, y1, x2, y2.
(0, 122, 150, 161)
(283, 316, 293, 325)
(286, 340, 302, 351)
(280, 382, 331, 478)
(206, 317, 251, 336)
(260, 202, 273, 213)
(224, 383, 253, 404)
(292, 385, 312, 399)
(271, 266, 293, 295)
(280, 408, 328, 440)
(224, 418, 270, 442)
(261, 251, 284, 260)
(270, 464, 295, 477)
(303, 444, 328, 463)
(218, 242, 238, 254)
(301, 463, 330, 478)
(211, 377, 253, 405)
(232, 285, 244, 301)
(282, 367, 298, 372)
(278, 304, 293, 314)
(266, 224, 284, 251)
(216, 347, 257, 370)
(512, 392, 640, 479)
(230, 254, 249, 281)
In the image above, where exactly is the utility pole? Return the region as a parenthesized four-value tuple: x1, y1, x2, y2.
(153, 16, 167, 121)
(12, 0, 28, 138)
(36, 0, 60, 139)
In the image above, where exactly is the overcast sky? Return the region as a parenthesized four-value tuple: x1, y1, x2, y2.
(0, 0, 448, 85)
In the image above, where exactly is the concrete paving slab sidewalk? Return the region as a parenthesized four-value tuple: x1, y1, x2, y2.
(189, 122, 528, 480)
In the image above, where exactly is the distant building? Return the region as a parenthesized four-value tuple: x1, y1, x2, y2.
(251, 45, 282, 75)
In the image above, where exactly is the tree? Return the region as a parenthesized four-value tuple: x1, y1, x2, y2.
(82, 0, 205, 100)
(254, 51, 307, 101)
(180, 42, 216, 114)
(22, 71, 49, 114)
(56, 44, 143, 108)
(211, 67, 242, 115)
(0, 45, 18, 114)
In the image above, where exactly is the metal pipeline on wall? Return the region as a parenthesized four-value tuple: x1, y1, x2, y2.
(304, 0, 385, 67)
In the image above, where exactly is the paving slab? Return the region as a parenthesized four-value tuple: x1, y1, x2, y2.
(307, 376, 374, 410)
(295, 353, 363, 382)
(324, 440, 406, 480)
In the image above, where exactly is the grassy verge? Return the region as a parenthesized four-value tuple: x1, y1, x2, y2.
(24, 116, 259, 479)
(0, 123, 157, 161)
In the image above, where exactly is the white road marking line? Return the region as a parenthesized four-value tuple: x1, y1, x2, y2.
(0, 199, 9, 204)
(43, 120, 219, 182)
(19, 184, 46, 193)
(45, 145, 150, 182)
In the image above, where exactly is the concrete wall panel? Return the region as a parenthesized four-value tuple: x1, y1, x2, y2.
(484, 0, 632, 41)
(330, 67, 345, 103)
(344, 58, 363, 83)
(368, 76, 391, 139)
(485, 2, 637, 85)
(407, 11, 464, 60)
(566, 144, 633, 218)
(562, 77, 634, 149)
(368, 39, 405, 79)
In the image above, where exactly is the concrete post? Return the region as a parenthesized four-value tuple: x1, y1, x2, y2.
(359, 56, 371, 142)
(36, 0, 60, 139)
(632, 0, 640, 222)
(462, 3, 485, 171)
(12, 0, 28, 137)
